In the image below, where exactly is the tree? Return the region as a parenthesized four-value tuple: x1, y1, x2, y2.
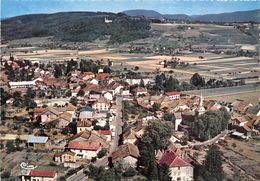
(122, 167, 137, 177)
(143, 121, 172, 151)
(158, 164, 172, 181)
(69, 96, 77, 106)
(181, 81, 192, 91)
(85, 165, 121, 181)
(154, 73, 166, 91)
(103, 66, 112, 73)
(193, 110, 229, 141)
(151, 102, 160, 112)
(232, 168, 242, 181)
(26, 87, 36, 98)
(0, 88, 11, 105)
(97, 148, 107, 158)
(6, 141, 16, 154)
(163, 112, 176, 123)
(201, 145, 225, 181)
(77, 89, 85, 97)
(137, 136, 158, 180)
(1, 171, 10, 178)
(165, 76, 179, 92)
(54, 64, 63, 78)
(190, 73, 205, 87)
(139, 79, 145, 88)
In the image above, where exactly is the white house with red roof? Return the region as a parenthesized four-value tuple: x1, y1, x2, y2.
(21, 169, 57, 181)
(68, 141, 102, 160)
(158, 150, 193, 181)
(165, 92, 180, 100)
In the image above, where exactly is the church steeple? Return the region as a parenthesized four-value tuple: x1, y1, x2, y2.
(197, 91, 205, 115)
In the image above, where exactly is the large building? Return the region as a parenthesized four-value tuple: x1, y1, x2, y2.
(158, 150, 193, 181)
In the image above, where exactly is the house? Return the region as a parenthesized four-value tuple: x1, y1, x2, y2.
(27, 136, 48, 150)
(158, 150, 193, 181)
(79, 107, 95, 119)
(39, 107, 60, 124)
(97, 130, 112, 142)
(108, 82, 124, 95)
(232, 100, 253, 114)
(96, 73, 110, 81)
(103, 91, 113, 101)
(89, 90, 102, 99)
(231, 116, 249, 127)
(21, 169, 57, 181)
(77, 119, 92, 133)
(82, 72, 95, 80)
(70, 130, 109, 149)
(165, 92, 180, 100)
(132, 87, 148, 96)
(9, 77, 43, 89)
(112, 143, 140, 167)
(125, 78, 153, 86)
(90, 78, 99, 85)
(121, 88, 131, 96)
(123, 129, 137, 144)
(47, 112, 72, 129)
(68, 141, 102, 160)
(92, 97, 110, 112)
(55, 151, 76, 163)
(174, 112, 182, 131)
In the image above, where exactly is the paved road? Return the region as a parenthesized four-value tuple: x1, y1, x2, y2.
(189, 130, 229, 147)
(109, 96, 123, 156)
(67, 169, 88, 181)
(183, 83, 260, 98)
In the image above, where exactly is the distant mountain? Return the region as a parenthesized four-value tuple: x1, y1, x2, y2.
(122, 9, 163, 19)
(195, 9, 260, 23)
(123, 9, 260, 23)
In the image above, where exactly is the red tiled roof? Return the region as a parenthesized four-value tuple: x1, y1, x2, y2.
(29, 170, 56, 178)
(112, 143, 139, 163)
(158, 150, 191, 168)
(98, 130, 112, 135)
(34, 108, 47, 114)
(96, 73, 110, 81)
(83, 72, 94, 76)
(68, 141, 101, 151)
(165, 92, 180, 96)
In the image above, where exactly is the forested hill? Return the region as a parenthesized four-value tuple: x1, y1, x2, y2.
(1, 12, 151, 43)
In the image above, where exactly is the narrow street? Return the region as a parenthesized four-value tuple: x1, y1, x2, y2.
(109, 96, 123, 156)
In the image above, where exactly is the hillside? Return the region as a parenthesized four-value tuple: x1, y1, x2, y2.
(1, 12, 151, 43)
(195, 9, 260, 23)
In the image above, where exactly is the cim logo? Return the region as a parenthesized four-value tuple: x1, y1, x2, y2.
(20, 162, 37, 170)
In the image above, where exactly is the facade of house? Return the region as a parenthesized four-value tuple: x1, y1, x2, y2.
(165, 92, 180, 100)
(27, 136, 48, 150)
(77, 120, 92, 133)
(158, 150, 193, 181)
(68, 141, 102, 160)
(92, 97, 110, 112)
(21, 170, 57, 181)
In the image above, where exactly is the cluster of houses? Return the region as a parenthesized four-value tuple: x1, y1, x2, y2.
(1, 57, 259, 181)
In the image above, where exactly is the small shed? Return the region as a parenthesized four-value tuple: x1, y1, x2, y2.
(27, 136, 48, 150)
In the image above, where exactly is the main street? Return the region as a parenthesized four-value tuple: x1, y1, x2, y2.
(109, 96, 123, 156)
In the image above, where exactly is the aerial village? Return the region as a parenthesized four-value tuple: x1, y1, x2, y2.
(0, 54, 259, 181)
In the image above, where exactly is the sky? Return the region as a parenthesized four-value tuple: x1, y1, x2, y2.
(2, 0, 260, 18)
